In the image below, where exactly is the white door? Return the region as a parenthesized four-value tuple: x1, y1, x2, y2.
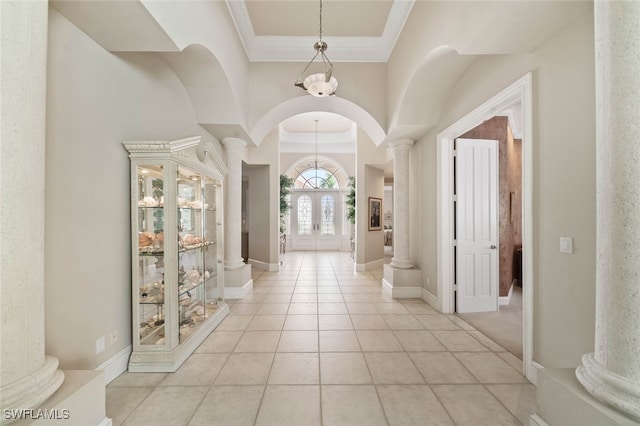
(455, 138, 499, 313)
(291, 190, 341, 251)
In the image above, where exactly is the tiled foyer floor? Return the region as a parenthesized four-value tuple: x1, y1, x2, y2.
(107, 252, 536, 425)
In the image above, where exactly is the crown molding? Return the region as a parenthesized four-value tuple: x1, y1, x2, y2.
(225, 0, 414, 62)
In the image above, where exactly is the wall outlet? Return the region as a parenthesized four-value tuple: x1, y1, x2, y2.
(96, 336, 106, 354)
(108, 330, 118, 346)
(560, 237, 573, 254)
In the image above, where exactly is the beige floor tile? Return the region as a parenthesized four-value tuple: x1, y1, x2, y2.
(268, 286, 294, 294)
(498, 351, 525, 374)
(346, 302, 379, 314)
(255, 385, 321, 426)
(320, 352, 372, 384)
(318, 314, 353, 330)
(283, 314, 318, 330)
(287, 303, 318, 314)
(432, 384, 520, 425)
(234, 331, 280, 352)
(364, 352, 425, 384)
(394, 330, 447, 352)
(268, 353, 319, 384)
(262, 294, 292, 304)
(247, 315, 286, 331)
(106, 386, 153, 426)
(375, 303, 410, 314)
(256, 303, 289, 315)
(317, 286, 341, 294)
(409, 352, 477, 384)
(448, 315, 476, 330)
(467, 330, 507, 352)
(229, 303, 262, 315)
(432, 330, 488, 351)
(160, 353, 228, 386)
(321, 385, 387, 426)
(383, 314, 425, 330)
(486, 383, 538, 425)
(277, 330, 318, 352)
(195, 331, 242, 353)
(214, 353, 274, 385)
(401, 302, 440, 315)
(236, 294, 267, 303)
(122, 386, 207, 425)
(319, 330, 361, 352)
(293, 286, 317, 294)
(216, 315, 253, 331)
(317, 293, 344, 302)
(342, 293, 372, 302)
(351, 314, 390, 330)
(377, 384, 455, 426)
(188, 386, 264, 426)
(415, 314, 462, 330)
(291, 293, 318, 303)
(356, 330, 403, 352)
(109, 372, 167, 387)
(454, 352, 528, 383)
(318, 302, 348, 314)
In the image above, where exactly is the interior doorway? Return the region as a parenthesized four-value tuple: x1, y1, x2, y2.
(437, 73, 535, 382)
(290, 189, 342, 251)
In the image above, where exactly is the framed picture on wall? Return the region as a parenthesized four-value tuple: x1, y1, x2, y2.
(368, 197, 382, 231)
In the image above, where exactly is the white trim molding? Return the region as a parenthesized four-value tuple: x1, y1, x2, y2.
(224, 279, 254, 299)
(96, 345, 132, 384)
(499, 281, 515, 306)
(436, 72, 535, 382)
(248, 259, 279, 272)
(382, 279, 422, 298)
(355, 258, 385, 272)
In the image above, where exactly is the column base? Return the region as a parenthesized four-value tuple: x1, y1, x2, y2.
(382, 264, 422, 298)
(11, 370, 107, 426)
(1, 356, 64, 423)
(224, 264, 253, 299)
(224, 258, 246, 270)
(576, 353, 640, 421)
(536, 366, 639, 425)
(389, 257, 414, 269)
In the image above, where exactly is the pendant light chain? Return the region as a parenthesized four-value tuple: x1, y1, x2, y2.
(319, 0, 323, 42)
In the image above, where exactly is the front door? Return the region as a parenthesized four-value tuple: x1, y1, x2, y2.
(291, 190, 341, 251)
(455, 138, 499, 313)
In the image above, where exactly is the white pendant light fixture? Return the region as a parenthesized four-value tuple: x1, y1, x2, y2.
(294, 0, 338, 97)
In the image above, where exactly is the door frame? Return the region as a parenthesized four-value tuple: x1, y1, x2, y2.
(436, 73, 535, 383)
(290, 189, 344, 251)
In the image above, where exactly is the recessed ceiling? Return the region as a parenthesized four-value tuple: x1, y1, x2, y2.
(225, 0, 414, 61)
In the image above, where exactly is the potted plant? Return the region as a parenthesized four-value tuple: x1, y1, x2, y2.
(279, 175, 294, 252)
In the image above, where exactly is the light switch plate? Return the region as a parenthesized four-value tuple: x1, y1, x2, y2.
(560, 237, 573, 254)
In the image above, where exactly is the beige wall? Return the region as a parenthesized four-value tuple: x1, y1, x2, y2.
(45, 8, 220, 370)
(413, 10, 596, 367)
(246, 165, 271, 266)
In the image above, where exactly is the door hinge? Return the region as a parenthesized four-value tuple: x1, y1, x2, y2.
(453, 240, 457, 247)
(453, 284, 458, 291)
(453, 149, 457, 157)
(453, 194, 458, 202)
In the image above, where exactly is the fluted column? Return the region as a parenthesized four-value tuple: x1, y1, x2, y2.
(222, 138, 247, 270)
(575, 1, 640, 420)
(0, 1, 64, 421)
(390, 139, 414, 269)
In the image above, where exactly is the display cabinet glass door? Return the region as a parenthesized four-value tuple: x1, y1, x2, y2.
(177, 166, 220, 343)
(137, 165, 166, 345)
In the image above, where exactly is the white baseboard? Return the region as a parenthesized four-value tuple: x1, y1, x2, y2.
(499, 281, 515, 306)
(381, 279, 422, 298)
(225, 279, 254, 299)
(529, 360, 544, 386)
(248, 259, 279, 272)
(98, 418, 114, 426)
(96, 345, 131, 384)
(355, 258, 385, 272)
(422, 288, 439, 309)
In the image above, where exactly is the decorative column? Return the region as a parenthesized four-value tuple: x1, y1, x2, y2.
(390, 139, 415, 269)
(0, 0, 64, 419)
(575, 1, 640, 420)
(222, 138, 247, 269)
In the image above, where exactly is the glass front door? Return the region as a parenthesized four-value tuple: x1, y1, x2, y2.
(291, 190, 341, 251)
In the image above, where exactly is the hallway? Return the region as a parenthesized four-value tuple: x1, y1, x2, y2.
(107, 252, 535, 425)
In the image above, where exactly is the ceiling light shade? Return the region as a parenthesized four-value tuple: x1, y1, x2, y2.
(294, 1, 337, 97)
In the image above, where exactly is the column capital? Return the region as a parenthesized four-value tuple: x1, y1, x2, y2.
(389, 138, 415, 149)
(222, 137, 247, 151)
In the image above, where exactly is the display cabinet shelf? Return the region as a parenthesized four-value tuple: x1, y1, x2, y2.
(124, 136, 229, 372)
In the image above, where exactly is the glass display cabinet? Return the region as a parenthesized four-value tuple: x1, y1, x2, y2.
(124, 136, 229, 372)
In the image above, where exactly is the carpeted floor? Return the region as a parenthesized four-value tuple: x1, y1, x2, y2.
(457, 285, 523, 359)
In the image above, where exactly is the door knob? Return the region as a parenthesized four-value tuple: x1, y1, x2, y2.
(490, 245, 497, 249)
